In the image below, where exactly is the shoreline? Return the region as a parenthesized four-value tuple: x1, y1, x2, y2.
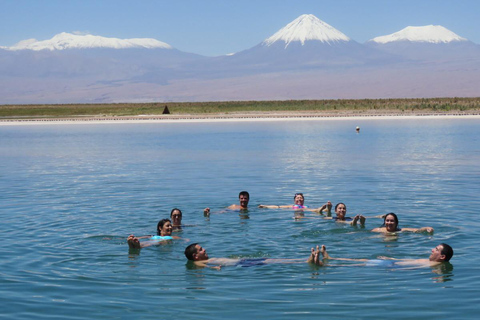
(1, 111, 480, 125)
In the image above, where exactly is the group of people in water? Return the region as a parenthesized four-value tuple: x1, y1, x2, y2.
(127, 208, 183, 248)
(128, 191, 453, 269)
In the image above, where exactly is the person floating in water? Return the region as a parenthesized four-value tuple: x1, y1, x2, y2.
(324, 203, 366, 226)
(127, 218, 181, 249)
(371, 212, 434, 234)
(320, 243, 453, 268)
(184, 243, 324, 269)
(170, 208, 183, 231)
(258, 193, 331, 214)
(204, 191, 249, 216)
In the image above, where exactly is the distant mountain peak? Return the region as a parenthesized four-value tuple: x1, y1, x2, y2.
(369, 25, 467, 44)
(262, 14, 350, 48)
(4, 32, 173, 51)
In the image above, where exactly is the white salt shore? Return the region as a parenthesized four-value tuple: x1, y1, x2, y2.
(1, 113, 480, 126)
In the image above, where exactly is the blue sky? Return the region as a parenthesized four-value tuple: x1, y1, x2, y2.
(1, 0, 479, 56)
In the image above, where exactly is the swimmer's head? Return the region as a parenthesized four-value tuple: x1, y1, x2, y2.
(430, 243, 454, 262)
(383, 213, 399, 231)
(239, 191, 249, 199)
(440, 243, 454, 262)
(185, 243, 208, 261)
(157, 218, 173, 236)
(170, 208, 182, 226)
(335, 203, 347, 218)
(239, 191, 249, 207)
(335, 203, 347, 211)
(294, 193, 304, 205)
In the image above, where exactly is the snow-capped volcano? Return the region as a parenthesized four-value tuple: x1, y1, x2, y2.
(214, 13, 397, 75)
(4, 32, 173, 51)
(263, 14, 350, 48)
(369, 25, 467, 44)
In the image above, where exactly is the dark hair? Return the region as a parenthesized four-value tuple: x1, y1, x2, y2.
(170, 208, 182, 217)
(294, 193, 304, 201)
(382, 212, 400, 231)
(335, 203, 347, 211)
(440, 243, 454, 262)
(184, 243, 199, 260)
(239, 191, 249, 199)
(157, 218, 171, 236)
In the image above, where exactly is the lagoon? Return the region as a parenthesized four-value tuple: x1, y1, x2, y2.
(1, 117, 479, 319)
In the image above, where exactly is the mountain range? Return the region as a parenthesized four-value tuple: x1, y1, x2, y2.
(1, 14, 479, 104)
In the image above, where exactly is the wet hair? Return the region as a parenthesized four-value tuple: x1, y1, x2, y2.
(335, 203, 347, 211)
(170, 208, 182, 217)
(293, 193, 304, 201)
(440, 243, 454, 262)
(184, 243, 199, 260)
(382, 212, 400, 231)
(157, 218, 171, 236)
(239, 191, 249, 199)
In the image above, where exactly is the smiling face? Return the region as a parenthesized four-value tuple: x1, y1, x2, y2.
(335, 203, 347, 219)
(294, 194, 304, 206)
(159, 221, 173, 236)
(384, 214, 398, 232)
(429, 245, 446, 262)
(194, 244, 209, 261)
(239, 194, 249, 208)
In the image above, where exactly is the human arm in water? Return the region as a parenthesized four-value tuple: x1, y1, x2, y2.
(204, 206, 244, 216)
(401, 227, 434, 234)
(371, 227, 434, 234)
(258, 204, 293, 208)
(309, 201, 332, 215)
(133, 235, 154, 239)
(127, 234, 181, 249)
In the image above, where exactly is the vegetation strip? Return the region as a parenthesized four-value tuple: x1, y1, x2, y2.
(1, 98, 479, 120)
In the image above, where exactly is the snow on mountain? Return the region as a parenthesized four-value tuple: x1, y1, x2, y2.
(262, 14, 350, 48)
(369, 25, 467, 44)
(4, 32, 173, 51)
(203, 13, 399, 77)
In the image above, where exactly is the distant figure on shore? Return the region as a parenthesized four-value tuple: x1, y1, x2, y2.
(258, 193, 332, 214)
(184, 243, 324, 269)
(204, 191, 249, 216)
(324, 203, 366, 226)
(320, 243, 453, 268)
(371, 212, 434, 234)
(127, 219, 181, 249)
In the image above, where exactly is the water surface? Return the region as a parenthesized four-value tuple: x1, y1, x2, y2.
(1, 117, 479, 319)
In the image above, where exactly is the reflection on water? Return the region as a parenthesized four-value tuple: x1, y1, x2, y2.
(1, 118, 479, 319)
(432, 263, 454, 283)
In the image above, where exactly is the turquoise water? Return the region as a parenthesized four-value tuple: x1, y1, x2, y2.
(1, 118, 479, 319)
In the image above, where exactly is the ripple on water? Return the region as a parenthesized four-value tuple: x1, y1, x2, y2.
(1, 119, 479, 319)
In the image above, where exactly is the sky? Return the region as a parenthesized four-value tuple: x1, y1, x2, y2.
(1, 0, 479, 56)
